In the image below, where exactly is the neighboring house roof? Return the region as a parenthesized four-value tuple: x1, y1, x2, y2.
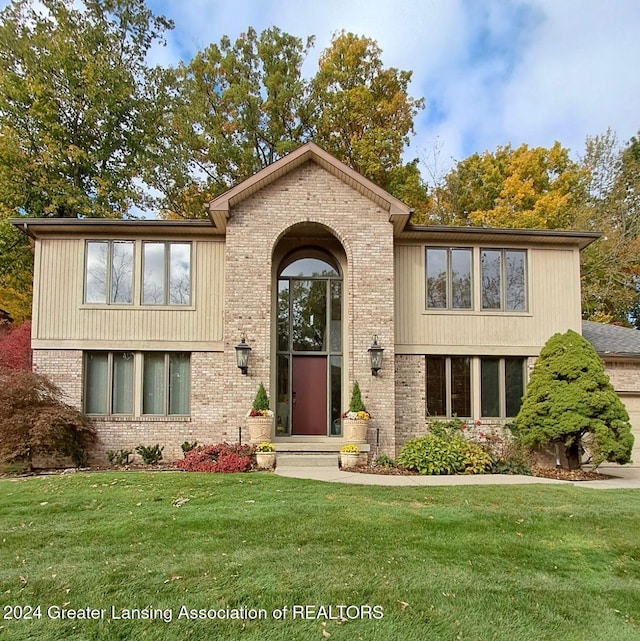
(583, 320, 640, 358)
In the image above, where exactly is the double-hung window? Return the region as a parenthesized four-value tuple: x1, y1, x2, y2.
(85, 241, 134, 304)
(426, 356, 471, 417)
(481, 249, 527, 311)
(480, 357, 526, 417)
(142, 352, 190, 415)
(142, 242, 191, 305)
(85, 352, 134, 415)
(425, 247, 472, 309)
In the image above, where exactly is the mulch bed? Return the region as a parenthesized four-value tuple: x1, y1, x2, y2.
(530, 465, 612, 481)
(3, 463, 613, 482)
(346, 464, 613, 481)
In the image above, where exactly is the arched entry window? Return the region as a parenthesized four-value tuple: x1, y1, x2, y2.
(276, 249, 342, 436)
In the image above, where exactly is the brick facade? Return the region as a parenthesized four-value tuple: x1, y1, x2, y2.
(34, 350, 226, 463)
(394, 355, 426, 447)
(32, 159, 399, 461)
(603, 359, 640, 393)
(222, 161, 396, 455)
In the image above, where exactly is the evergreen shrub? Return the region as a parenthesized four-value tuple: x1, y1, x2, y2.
(515, 329, 634, 469)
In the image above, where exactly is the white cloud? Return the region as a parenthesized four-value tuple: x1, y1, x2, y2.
(501, 0, 640, 156)
(5, 0, 637, 176)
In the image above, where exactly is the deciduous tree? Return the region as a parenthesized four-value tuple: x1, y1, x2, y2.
(424, 142, 588, 228)
(311, 32, 428, 213)
(577, 130, 640, 326)
(0, 367, 97, 468)
(157, 29, 429, 219)
(0, 218, 32, 322)
(155, 27, 315, 218)
(0, 0, 173, 218)
(0, 320, 31, 369)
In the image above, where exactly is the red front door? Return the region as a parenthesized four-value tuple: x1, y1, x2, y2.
(292, 356, 327, 435)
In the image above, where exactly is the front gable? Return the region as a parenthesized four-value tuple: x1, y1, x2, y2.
(207, 142, 412, 233)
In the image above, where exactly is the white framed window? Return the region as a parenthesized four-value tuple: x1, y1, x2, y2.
(84, 241, 134, 304)
(142, 352, 190, 416)
(425, 247, 472, 310)
(142, 242, 191, 305)
(84, 352, 134, 415)
(426, 356, 472, 417)
(480, 357, 526, 418)
(481, 249, 527, 311)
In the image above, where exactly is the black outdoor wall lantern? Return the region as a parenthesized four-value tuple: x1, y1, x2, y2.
(368, 335, 384, 376)
(235, 333, 252, 375)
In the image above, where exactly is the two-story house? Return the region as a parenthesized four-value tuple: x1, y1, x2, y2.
(17, 142, 634, 464)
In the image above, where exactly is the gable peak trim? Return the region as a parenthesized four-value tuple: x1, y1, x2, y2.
(207, 142, 411, 231)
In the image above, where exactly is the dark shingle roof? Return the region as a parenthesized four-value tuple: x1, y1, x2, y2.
(582, 320, 640, 358)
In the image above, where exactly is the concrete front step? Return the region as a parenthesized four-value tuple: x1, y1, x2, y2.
(276, 453, 339, 468)
(270, 440, 371, 468)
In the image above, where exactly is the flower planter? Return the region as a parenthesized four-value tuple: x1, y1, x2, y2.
(340, 452, 360, 469)
(343, 418, 368, 444)
(246, 416, 273, 444)
(255, 451, 276, 470)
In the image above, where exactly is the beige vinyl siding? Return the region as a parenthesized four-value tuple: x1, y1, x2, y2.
(33, 237, 224, 349)
(395, 244, 582, 355)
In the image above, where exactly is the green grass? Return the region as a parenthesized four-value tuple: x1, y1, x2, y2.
(0, 472, 639, 641)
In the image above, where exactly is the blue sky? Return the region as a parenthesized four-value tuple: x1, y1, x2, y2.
(146, 0, 640, 179)
(1, 0, 637, 182)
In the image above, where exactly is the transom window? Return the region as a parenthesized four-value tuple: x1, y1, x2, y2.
(280, 257, 339, 278)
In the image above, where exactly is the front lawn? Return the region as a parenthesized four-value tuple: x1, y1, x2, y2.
(0, 472, 639, 640)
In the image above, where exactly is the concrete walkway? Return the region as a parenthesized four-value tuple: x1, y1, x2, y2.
(275, 465, 640, 489)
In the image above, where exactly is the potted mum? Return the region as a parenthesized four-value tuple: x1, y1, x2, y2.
(340, 444, 361, 469)
(246, 382, 273, 444)
(342, 381, 370, 444)
(255, 441, 276, 470)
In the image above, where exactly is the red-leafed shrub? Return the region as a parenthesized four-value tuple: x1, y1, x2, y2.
(176, 442, 256, 473)
(0, 321, 32, 370)
(0, 368, 98, 469)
